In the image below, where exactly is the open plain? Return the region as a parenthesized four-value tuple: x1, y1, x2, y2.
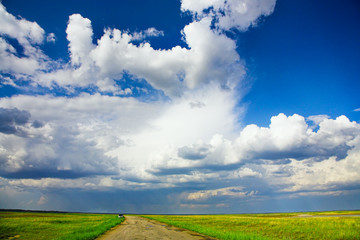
(1, 211, 359, 239)
(143, 211, 360, 240)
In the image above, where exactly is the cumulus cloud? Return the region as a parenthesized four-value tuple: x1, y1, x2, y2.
(0, 3, 44, 45)
(0, 3, 245, 97)
(181, 0, 276, 31)
(0, 2, 48, 76)
(235, 114, 360, 162)
(0, 0, 276, 97)
(89, 26, 187, 96)
(0, 38, 41, 75)
(148, 113, 360, 188)
(66, 14, 95, 66)
(78, 16, 242, 96)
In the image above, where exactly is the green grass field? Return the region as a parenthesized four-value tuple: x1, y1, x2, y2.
(143, 211, 360, 240)
(0, 211, 123, 240)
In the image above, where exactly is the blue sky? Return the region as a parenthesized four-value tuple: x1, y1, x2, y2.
(0, 0, 359, 214)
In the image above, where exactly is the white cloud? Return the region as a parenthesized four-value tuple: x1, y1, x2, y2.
(218, 0, 276, 30)
(238, 113, 309, 152)
(90, 27, 187, 96)
(0, 1, 250, 97)
(187, 186, 256, 200)
(234, 114, 360, 161)
(32, 12, 243, 97)
(146, 113, 360, 194)
(0, 3, 44, 45)
(131, 27, 164, 41)
(181, 0, 276, 31)
(88, 16, 243, 96)
(0, 76, 17, 87)
(46, 33, 56, 43)
(182, 18, 243, 89)
(307, 114, 330, 126)
(66, 14, 95, 66)
(0, 37, 40, 75)
(0, 2, 50, 78)
(230, 167, 262, 178)
(181, 0, 224, 13)
(0, 0, 274, 97)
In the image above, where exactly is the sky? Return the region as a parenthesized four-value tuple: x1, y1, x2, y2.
(0, 0, 359, 214)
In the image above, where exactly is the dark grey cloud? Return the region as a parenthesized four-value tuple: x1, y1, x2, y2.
(246, 144, 352, 163)
(0, 107, 46, 137)
(0, 169, 113, 179)
(244, 144, 353, 164)
(36, 188, 189, 214)
(0, 125, 119, 179)
(0, 107, 31, 135)
(178, 144, 211, 160)
(31, 120, 45, 128)
(148, 162, 243, 177)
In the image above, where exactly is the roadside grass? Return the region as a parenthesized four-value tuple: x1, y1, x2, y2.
(0, 211, 124, 240)
(142, 211, 360, 240)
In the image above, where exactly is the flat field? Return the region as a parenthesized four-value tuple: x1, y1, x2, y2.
(143, 211, 360, 240)
(0, 211, 123, 240)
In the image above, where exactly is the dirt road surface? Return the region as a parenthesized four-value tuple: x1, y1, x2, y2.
(97, 215, 216, 240)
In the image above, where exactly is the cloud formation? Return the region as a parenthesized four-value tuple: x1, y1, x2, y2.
(60, 15, 243, 96)
(0, 0, 274, 98)
(1, 90, 359, 195)
(181, 0, 276, 31)
(187, 186, 255, 200)
(0, 92, 359, 212)
(0, 3, 50, 76)
(66, 14, 95, 66)
(0, 108, 31, 135)
(0, 100, 123, 179)
(0, 2, 244, 97)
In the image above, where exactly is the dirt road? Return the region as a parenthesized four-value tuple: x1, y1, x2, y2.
(97, 215, 216, 240)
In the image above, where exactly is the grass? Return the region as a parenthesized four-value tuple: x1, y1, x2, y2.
(142, 211, 360, 240)
(0, 211, 124, 240)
